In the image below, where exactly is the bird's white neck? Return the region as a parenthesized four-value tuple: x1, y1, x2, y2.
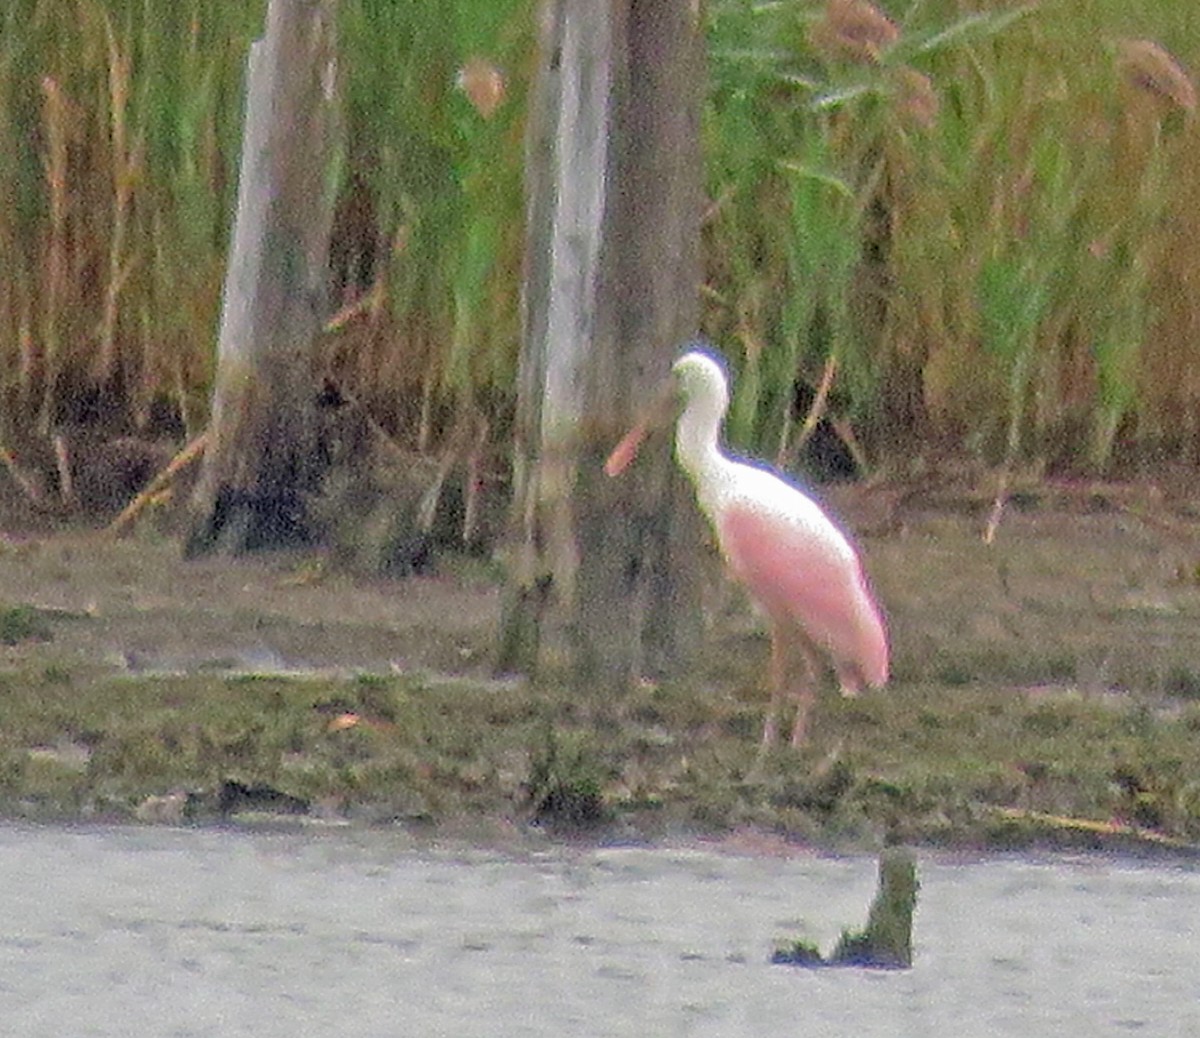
(674, 386, 729, 501)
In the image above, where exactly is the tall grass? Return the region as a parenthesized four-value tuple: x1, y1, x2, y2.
(0, 0, 262, 440)
(0, 0, 529, 450)
(331, 0, 529, 446)
(1, 0, 1199, 477)
(706, 0, 1200, 473)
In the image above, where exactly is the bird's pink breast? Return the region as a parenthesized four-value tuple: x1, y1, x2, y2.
(716, 500, 889, 689)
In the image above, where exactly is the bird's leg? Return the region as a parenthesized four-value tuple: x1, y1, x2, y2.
(789, 636, 820, 748)
(760, 621, 788, 749)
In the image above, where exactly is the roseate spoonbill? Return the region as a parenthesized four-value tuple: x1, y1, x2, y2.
(604, 346, 889, 747)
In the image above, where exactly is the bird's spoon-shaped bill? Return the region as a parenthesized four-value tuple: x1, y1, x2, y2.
(604, 419, 650, 477)
(604, 379, 677, 477)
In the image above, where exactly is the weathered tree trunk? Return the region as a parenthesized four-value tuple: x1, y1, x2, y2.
(498, 0, 706, 692)
(186, 0, 339, 556)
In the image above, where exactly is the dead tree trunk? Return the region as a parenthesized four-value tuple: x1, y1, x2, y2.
(186, 0, 339, 556)
(498, 0, 706, 692)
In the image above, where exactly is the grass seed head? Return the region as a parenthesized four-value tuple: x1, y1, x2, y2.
(811, 0, 901, 65)
(892, 67, 938, 129)
(457, 56, 506, 119)
(1117, 39, 1196, 115)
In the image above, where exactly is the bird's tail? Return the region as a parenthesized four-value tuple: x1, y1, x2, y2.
(834, 596, 889, 695)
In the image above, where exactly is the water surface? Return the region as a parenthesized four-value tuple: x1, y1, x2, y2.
(2, 824, 1197, 1037)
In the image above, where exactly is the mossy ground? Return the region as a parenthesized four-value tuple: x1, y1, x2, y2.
(3, 486, 1200, 851)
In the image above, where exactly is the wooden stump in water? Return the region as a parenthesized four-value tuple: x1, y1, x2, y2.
(773, 847, 919, 969)
(830, 846, 918, 968)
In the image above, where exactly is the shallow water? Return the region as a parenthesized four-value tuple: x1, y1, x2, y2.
(1, 824, 1197, 1038)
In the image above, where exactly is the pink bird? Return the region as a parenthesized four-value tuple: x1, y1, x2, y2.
(605, 347, 889, 747)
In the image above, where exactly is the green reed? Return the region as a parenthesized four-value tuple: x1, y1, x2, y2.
(1, 0, 1199, 473)
(704, 0, 1200, 472)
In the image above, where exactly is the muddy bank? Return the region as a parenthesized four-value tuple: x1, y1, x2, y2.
(2, 491, 1200, 851)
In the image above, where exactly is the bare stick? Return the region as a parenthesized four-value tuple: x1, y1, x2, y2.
(323, 279, 385, 333)
(107, 433, 207, 537)
(319, 378, 415, 468)
(831, 417, 870, 476)
(779, 354, 839, 469)
(462, 416, 488, 544)
(983, 465, 1009, 545)
(52, 433, 74, 506)
(0, 445, 51, 509)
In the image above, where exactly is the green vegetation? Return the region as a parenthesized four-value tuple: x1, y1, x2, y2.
(1, 505, 1200, 848)
(774, 846, 918, 967)
(2, 1, 1199, 472)
(705, 0, 1200, 471)
(0, 605, 53, 645)
(2, 4, 1200, 847)
(5, 645, 1200, 843)
(830, 847, 918, 968)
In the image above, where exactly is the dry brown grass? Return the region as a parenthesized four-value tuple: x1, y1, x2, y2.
(3, 0, 1200, 487)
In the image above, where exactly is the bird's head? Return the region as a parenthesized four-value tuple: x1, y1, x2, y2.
(604, 341, 731, 477)
(671, 347, 731, 414)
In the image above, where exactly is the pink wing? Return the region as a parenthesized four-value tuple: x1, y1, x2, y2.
(716, 497, 888, 691)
